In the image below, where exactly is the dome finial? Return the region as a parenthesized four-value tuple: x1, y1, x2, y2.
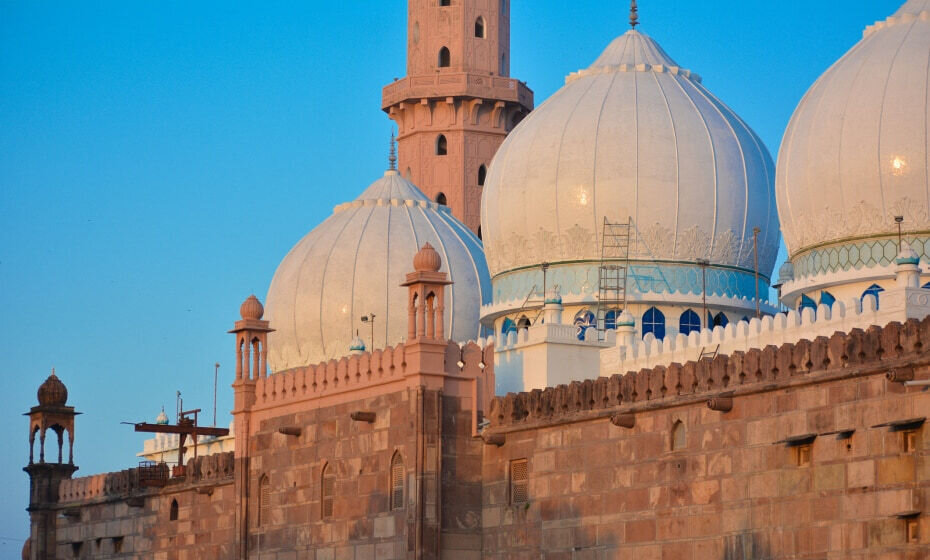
(629, 0, 639, 29)
(389, 132, 397, 171)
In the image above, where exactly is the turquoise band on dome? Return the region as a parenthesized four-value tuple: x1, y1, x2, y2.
(790, 237, 930, 280)
(491, 261, 771, 305)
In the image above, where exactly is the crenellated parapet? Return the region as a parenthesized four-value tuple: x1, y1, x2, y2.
(601, 286, 930, 377)
(488, 317, 930, 430)
(253, 338, 494, 411)
(58, 452, 234, 504)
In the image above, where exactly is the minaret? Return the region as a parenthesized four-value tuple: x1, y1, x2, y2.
(382, 0, 534, 235)
(228, 295, 273, 559)
(24, 370, 78, 560)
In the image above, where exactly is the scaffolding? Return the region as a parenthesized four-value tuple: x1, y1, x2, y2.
(596, 217, 632, 340)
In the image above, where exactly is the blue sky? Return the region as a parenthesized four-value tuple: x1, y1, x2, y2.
(0, 0, 905, 550)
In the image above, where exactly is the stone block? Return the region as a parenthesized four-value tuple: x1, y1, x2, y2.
(813, 463, 845, 491)
(877, 455, 915, 485)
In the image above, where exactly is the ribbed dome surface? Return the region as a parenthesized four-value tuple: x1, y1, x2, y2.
(265, 170, 490, 371)
(38, 372, 67, 407)
(777, 1, 930, 255)
(481, 30, 780, 280)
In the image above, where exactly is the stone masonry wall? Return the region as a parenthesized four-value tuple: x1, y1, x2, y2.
(248, 388, 442, 560)
(480, 320, 930, 558)
(55, 452, 236, 559)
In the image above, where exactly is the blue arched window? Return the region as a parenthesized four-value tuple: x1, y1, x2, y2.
(679, 309, 701, 335)
(799, 294, 817, 312)
(573, 310, 595, 340)
(712, 312, 729, 328)
(517, 315, 531, 329)
(820, 291, 836, 307)
(501, 318, 516, 337)
(861, 284, 885, 309)
(642, 307, 666, 340)
(922, 281, 930, 289)
(604, 310, 619, 331)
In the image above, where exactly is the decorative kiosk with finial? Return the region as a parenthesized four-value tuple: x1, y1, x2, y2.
(24, 369, 79, 560)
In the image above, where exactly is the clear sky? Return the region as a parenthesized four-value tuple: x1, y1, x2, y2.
(0, 0, 906, 551)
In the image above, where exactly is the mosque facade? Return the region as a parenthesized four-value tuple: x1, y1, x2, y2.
(23, 1, 930, 559)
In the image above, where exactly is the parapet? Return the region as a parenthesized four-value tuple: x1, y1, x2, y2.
(489, 317, 929, 429)
(58, 451, 234, 504)
(256, 338, 494, 410)
(601, 287, 930, 377)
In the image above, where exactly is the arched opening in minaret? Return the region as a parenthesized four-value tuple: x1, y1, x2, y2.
(500, 53, 506, 75)
(435, 192, 447, 206)
(478, 164, 487, 186)
(438, 47, 451, 68)
(170, 499, 179, 521)
(475, 17, 486, 38)
(477, 226, 482, 240)
(436, 134, 448, 156)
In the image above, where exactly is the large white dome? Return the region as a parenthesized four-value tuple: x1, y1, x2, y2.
(480, 29, 779, 319)
(265, 170, 490, 371)
(777, 1, 930, 259)
(482, 30, 779, 279)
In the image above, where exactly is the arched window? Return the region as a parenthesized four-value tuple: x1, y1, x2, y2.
(390, 452, 405, 510)
(436, 134, 447, 156)
(712, 312, 729, 328)
(435, 192, 447, 206)
(861, 284, 885, 309)
(671, 420, 686, 451)
(477, 164, 487, 186)
(517, 315, 531, 329)
(642, 307, 665, 340)
(679, 309, 701, 334)
(604, 310, 619, 331)
(501, 318, 516, 337)
(799, 294, 817, 312)
(475, 17, 485, 38)
(258, 475, 270, 526)
(922, 281, 930, 289)
(820, 291, 836, 307)
(404, 167, 412, 180)
(500, 53, 506, 75)
(477, 226, 482, 240)
(321, 464, 334, 519)
(438, 47, 451, 68)
(573, 310, 595, 340)
(169, 498, 179, 521)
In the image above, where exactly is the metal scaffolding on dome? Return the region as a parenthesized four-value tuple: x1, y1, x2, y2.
(596, 217, 632, 340)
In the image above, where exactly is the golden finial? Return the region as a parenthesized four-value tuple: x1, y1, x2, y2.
(389, 132, 397, 171)
(630, 0, 640, 29)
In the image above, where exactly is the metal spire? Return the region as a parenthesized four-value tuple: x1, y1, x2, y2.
(630, 0, 639, 29)
(389, 132, 397, 171)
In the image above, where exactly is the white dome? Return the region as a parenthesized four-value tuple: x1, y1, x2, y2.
(777, 1, 930, 257)
(481, 29, 780, 279)
(265, 170, 490, 371)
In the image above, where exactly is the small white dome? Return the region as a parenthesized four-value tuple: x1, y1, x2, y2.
(265, 170, 490, 371)
(481, 29, 780, 278)
(777, 1, 930, 256)
(155, 407, 169, 425)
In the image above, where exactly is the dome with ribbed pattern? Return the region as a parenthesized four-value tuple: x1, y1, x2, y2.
(265, 170, 490, 371)
(777, 0, 930, 258)
(480, 29, 779, 318)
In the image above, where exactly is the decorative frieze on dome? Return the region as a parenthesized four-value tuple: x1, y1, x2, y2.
(484, 223, 777, 278)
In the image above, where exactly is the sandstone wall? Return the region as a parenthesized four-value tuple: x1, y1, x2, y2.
(54, 453, 236, 559)
(480, 320, 930, 558)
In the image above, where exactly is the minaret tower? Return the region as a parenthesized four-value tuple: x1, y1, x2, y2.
(382, 0, 534, 235)
(24, 370, 78, 560)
